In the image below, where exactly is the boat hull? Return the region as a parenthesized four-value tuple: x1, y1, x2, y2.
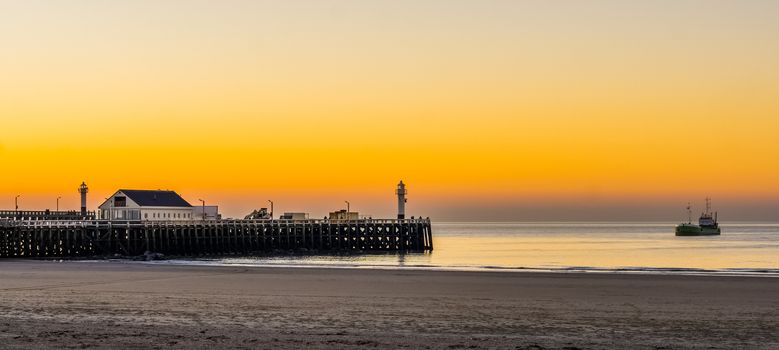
(675, 224, 721, 236)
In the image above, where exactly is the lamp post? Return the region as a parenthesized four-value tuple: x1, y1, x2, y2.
(15, 195, 20, 219)
(198, 199, 206, 221)
(56, 196, 61, 212)
(345, 201, 350, 213)
(267, 200, 274, 220)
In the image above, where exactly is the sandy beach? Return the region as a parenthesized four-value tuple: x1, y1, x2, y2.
(0, 260, 777, 349)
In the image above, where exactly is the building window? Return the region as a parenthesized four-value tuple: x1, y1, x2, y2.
(144, 213, 148, 219)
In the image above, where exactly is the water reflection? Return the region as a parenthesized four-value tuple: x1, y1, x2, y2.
(170, 222, 779, 274)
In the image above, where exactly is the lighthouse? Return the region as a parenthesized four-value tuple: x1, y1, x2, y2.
(78, 182, 88, 217)
(396, 180, 407, 220)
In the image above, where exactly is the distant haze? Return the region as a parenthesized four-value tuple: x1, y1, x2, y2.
(1, 1, 778, 221)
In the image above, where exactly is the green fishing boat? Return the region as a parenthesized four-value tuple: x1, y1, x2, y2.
(676, 198, 721, 236)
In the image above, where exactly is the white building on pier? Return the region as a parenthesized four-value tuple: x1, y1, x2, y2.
(98, 189, 197, 221)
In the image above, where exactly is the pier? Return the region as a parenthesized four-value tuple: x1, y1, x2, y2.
(0, 218, 433, 258)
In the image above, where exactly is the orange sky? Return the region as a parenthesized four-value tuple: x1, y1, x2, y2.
(1, 1, 779, 220)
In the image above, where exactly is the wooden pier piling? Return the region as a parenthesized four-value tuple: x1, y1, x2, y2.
(0, 218, 433, 258)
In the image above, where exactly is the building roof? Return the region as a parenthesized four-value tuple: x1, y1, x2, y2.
(118, 189, 192, 207)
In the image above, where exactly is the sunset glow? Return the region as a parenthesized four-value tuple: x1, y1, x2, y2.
(2, 1, 779, 219)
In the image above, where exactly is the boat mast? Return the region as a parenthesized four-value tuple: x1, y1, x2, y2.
(705, 197, 712, 215)
(686, 202, 692, 224)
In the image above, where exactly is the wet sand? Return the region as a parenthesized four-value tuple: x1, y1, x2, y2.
(0, 260, 777, 349)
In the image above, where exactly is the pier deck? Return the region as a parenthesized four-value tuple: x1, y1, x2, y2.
(0, 218, 433, 258)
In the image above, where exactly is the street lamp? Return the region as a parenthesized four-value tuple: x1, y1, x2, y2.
(198, 199, 206, 221)
(56, 196, 61, 212)
(345, 201, 350, 213)
(267, 200, 274, 220)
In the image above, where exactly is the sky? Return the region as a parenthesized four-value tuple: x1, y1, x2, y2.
(1, 0, 778, 221)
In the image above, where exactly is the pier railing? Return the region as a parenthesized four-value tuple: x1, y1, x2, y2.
(0, 218, 433, 258)
(0, 210, 96, 221)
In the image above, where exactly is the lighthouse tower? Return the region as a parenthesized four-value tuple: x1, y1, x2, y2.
(78, 182, 88, 217)
(396, 181, 407, 220)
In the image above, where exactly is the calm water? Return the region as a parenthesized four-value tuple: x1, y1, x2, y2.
(151, 222, 779, 276)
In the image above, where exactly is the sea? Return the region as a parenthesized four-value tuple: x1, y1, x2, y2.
(143, 222, 779, 277)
